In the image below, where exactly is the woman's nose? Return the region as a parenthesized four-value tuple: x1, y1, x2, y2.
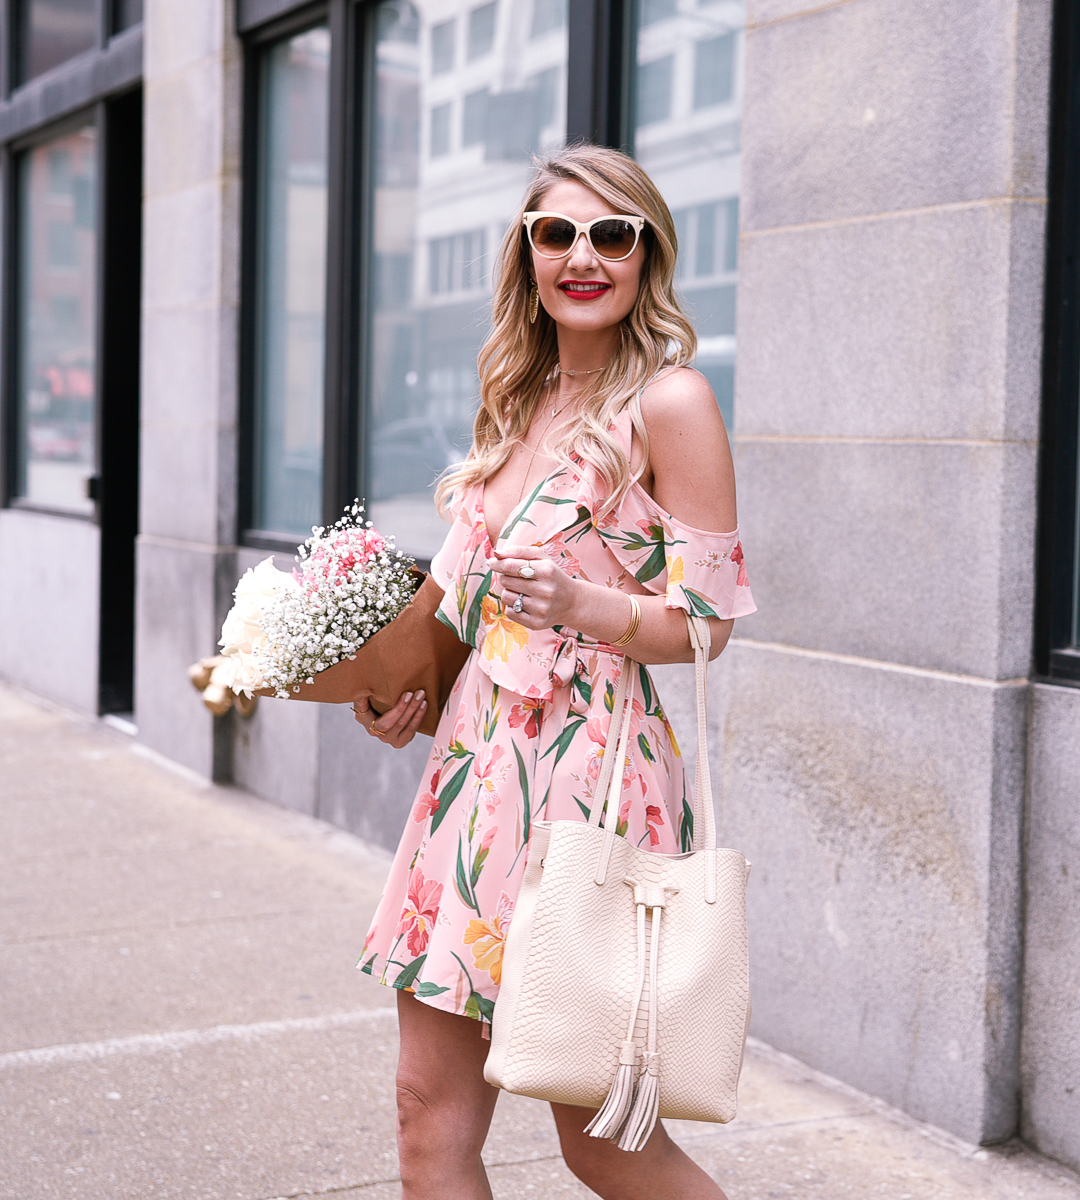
(566, 231, 599, 270)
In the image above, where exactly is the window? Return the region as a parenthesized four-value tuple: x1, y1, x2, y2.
(365, 0, 568, 558)
(14, 123, 98, 515)
(431, 18, 455, 73)
(636, 56, 674, 126)
(113, 0, 142, 30)
(634, 0, 744, 429)
(467, 1, 497, 59)
(430, 101, 452, 156)
(18, 0, 97, 82)
(693, 33, 735, 110)
(530, 0, 565, 38)
(462, 87, 488, 146)
(248, 25, 330, 540)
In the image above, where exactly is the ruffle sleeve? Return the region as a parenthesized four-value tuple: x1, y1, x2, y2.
(428, 488, 479, 593)
(597, 485, 756, 621)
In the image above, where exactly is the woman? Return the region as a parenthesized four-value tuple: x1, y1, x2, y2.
(353, 145, 755, 1200)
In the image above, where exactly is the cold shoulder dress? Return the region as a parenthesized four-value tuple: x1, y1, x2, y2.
(359, 407, 756, 1026)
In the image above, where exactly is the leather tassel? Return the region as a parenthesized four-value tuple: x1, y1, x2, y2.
(586, 1040, 639, 1139)
(617, 1054, 660, 1152)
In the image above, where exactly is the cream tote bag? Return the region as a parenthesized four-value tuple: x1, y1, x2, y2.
(484, 614, 751, 1151)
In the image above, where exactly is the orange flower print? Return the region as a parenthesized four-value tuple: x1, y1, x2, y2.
(667, 555, 685, 587)
(463, 891, 515, 985)
(731, 541, 749, 588)
(657, 709, 681, 758)
(397, 869, 443, 957)
(480, 594, 530, 663)
(508, 697, 543, 740)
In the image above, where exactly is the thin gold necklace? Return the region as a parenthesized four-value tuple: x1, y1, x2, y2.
(557, 362, 607, 378)
(515, 386, 574, 506)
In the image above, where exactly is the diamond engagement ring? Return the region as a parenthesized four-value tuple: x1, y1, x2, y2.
(512, 594, 525, 613)
(519, 565, 536, 579)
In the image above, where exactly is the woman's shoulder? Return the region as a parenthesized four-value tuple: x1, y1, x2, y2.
(638, 365, 726, 437)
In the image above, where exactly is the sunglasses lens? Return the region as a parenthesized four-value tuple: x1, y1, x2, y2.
(591, 219, 638, 259)
(531, 217, 576, 255)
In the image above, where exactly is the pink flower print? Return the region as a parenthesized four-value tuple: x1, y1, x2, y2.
(508, 697, 543, 741)
(731, 541, 749, 588)
(473, 744, 507, 813)
(397, 869, 443, 957)
(645, 803, 664, 848)
(412, 769, 442, 823)
(546, 534, 582, 577)
(586, 714, 610, 746)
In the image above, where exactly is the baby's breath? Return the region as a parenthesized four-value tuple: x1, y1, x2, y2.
(254, 502, 418, 698)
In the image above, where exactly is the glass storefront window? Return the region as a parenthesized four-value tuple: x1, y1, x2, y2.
(18, 0, 98, 83)
(634, 0, 743, 431)
(250, 25, 330, 539)
(114, 0, 143, 32)
(15, 123, 98, 515)
(366, 0, 568, 559)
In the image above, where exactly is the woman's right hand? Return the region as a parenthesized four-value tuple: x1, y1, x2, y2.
(352, 691, 427, 748)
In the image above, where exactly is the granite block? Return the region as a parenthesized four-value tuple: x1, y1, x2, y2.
(733, 438, 1037, 681)
(144, 0, 231, 79)
(133, 537, 236, 780)
(736, 200, 1045, 443)
(1020, 684, 1080, 1173)
(0, 510, 100, 714)
(742, 0, 1048, 231)
(144, 55, 230, 198)
(715, 639, 1027, 1143)
(142, 181, 229, 312)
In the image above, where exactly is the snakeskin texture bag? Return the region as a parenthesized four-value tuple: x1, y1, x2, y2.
(484, 614, 751, 1151)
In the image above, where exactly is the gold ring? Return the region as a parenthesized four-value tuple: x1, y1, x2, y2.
(519, 565, 536, 579)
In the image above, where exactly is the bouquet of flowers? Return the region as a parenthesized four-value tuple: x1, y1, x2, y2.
(219, 502, 420, 699)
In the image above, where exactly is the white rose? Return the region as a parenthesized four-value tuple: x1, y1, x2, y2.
(219, 557, 294, 657)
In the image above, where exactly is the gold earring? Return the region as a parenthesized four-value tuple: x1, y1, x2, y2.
(528, 284, 539, 324)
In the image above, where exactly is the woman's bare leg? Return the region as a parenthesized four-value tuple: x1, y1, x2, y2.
(551, 1102, 728, 1200)
(395, 991, 500, 1199)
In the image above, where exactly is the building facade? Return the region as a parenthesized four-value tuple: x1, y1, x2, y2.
(0, 0, 1078, 1171)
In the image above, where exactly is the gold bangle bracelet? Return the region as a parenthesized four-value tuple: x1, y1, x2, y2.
(612, 594, 641, 648)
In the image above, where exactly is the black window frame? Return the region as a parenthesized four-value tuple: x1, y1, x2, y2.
(0, 0, 142, 520)
(1037, 0, 1080, 686)
(235, 0, 637, 555)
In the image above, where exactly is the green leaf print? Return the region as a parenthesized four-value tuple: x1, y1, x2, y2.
(513, 741, 531, 847)
(430, 756, 475, 834)
(571, 668, 592, 708)
(539, 714, 586, 769)
(684, 588, 721, 618)
(414, 981, 450, 998)
(464, 572, 493, 647)
(637, 732, 656, 764)
(574, 796, 591, 820)
(455, 834, 481, 912)
(680, 794, 694, 853)
(358, 953, 376, 975)
(638, 666, 653, 713)
(502, 474, 561, 540)
(393, 956, 427, 989)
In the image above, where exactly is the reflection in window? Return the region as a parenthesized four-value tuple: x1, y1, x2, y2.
(467, 2, 497, 59)
(19, 0, 97, 82)
(367, 0, 567, 558)
(430, 102, 452, 156)
(431, 19, 456, 73)
(637, 56, 674, 126)
(693, 34, 735, 109)
(635, 0, 743, 429)
(530, 0, 565, 37)
(16, 124, 98, 514)
(251, 26, 330, 538)
(462, 88, 489, 146)
(113, 0, 143, 31)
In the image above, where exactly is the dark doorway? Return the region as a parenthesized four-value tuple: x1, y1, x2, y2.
(97, 87, 142, 715)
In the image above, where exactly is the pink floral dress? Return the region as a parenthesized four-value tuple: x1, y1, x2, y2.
(359, 407, 756, 1026)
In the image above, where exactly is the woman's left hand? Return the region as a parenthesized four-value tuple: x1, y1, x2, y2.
(487, 544, 579, 631)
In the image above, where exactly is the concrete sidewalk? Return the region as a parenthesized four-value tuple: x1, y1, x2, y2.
(2, 682, 1079, 1200)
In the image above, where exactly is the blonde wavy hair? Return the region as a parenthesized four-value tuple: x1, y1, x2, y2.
(435, 144, 697, 519)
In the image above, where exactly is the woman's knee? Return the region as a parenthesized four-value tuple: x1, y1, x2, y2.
(395, 1075, 488, 1161)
